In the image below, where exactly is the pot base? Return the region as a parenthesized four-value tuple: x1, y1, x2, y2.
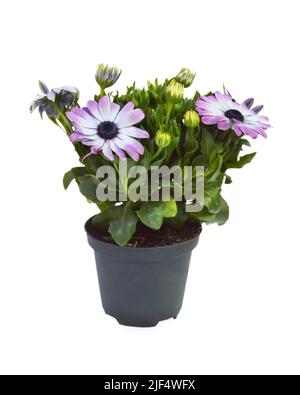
(108, 314, 178, 328)
(116, 318, 159, 328)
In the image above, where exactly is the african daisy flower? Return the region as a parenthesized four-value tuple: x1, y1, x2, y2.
(195, 91, 271, 139)
(66, 96, 149, 161)
(30, 81, 79, 118)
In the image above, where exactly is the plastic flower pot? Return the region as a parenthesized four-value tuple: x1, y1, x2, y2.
(85, 218, 200, 327)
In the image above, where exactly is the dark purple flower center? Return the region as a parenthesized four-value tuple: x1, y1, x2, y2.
(224, 109, 244, 122)
(97, 121, 119, 140)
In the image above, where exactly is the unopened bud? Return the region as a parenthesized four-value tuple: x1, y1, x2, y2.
(175, 68, 196, 88)
(155, 130, 171, 149)
(95, 64, 122, 90)
(184, 110, 200, 128)
(166, 80, 184, 102)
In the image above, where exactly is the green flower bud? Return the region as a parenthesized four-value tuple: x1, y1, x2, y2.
(165, 80, 184, 102)
(175, 68, 196, 88)
(184, 110, 200, 128)
(155, 130, 171, 149)
(95, 64, 122, 90)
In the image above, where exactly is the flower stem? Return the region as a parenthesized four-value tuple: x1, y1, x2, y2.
(151, 148, 163, 163)
(100, 87, 106, 97)
(166, 102, 173, 124)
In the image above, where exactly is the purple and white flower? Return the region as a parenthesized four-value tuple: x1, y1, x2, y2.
(30, 81, 79, 118)
(195, 91, 271, 139)
(66, 96, 149, 161)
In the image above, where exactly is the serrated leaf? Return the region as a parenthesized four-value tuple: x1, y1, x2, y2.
(228, 152, 256, 169)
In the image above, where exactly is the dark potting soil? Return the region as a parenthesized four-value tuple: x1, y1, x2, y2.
(86, 218, 202, 248)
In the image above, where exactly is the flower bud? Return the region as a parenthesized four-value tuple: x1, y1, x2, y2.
(165, 80, 184, 102)
(184, 110, 200, 128)
(155, 130, 171, 149)
(95, 64, 122, 90)
(175, 68, 196, 88)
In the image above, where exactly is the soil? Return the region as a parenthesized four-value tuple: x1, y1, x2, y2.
(86, 219, 202, 248)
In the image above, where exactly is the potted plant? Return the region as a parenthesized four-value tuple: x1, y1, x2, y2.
(31, 64, 271, 327)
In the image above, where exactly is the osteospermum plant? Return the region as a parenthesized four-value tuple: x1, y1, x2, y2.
(31, 64, 271, 246)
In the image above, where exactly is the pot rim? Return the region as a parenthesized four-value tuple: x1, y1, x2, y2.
(85, 216, 201, 258)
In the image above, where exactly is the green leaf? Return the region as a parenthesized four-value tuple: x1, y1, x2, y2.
(214, 197, 229, 225)
(185, 127, 199, 154)
(201, 128, 216, 160)
(204, 179, 223, 214)
(228, 152, 256, 169)
(182, 127, 199, 165)
(192, 154, 206, 166)
(189, 197, 229, 225)
(209, 144, 223, 163)
(240, 138, 251, 147)
(166, 203, 188, 228)
(137, 200, 177, 230)
(188, 207, 216, 222)
(108, 204, 138, 246)
(205, 154, 223, 182)
(63, 167, 88, 190)
(225, 174, 233, 184)
(63, 170, 74, 190)
(93, 204, 123, 230)
(138, 147, 152, 169)
(152, 148, 168, 167)
(77, 175, 100, 203)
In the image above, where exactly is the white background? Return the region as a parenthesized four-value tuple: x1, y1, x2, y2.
(0, 0, 299, 375)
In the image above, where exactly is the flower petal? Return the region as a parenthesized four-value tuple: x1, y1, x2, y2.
(70, 132, 80, 142)
(118, 126, 149, 139)
(47, 91, 56, 101)
(87, 100, 103, 122)
(115, 102, 145, 128)
(252, 105, 264, 114)
(67, 108, 98, 128)
(201, 116, 218, 125)
(113, 137, 140, 161)
(109, 102, 121, 122)
(217, 119, 231, 131)
(118, 134, 144, 155)
(231, 124, 244, 137)
(98, 95, 113, 121)
(82, 137, 104, 146)
(102, 142, 115, 161)
(109, 140, 126, 161)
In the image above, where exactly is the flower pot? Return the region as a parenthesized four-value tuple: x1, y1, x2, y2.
(85, 218, 200, 327)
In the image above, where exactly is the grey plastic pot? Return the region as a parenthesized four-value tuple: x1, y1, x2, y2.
(85, 219, 200, 327)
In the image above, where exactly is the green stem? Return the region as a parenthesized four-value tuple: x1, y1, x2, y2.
(166, 102, 173, 124)
(151, 147, 163, 163)
(100, 86, 106, 97)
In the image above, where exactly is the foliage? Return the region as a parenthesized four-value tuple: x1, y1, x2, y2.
(32, 66, 258, 246)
